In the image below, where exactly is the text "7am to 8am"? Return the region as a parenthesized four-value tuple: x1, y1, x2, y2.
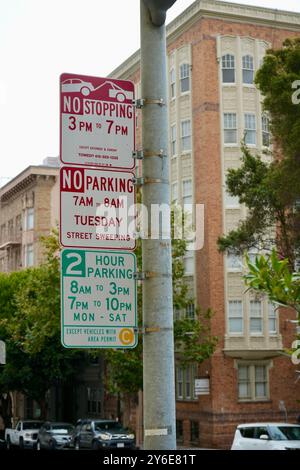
(68, 116, 128, 135)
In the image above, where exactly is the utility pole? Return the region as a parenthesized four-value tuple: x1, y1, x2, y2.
(140, 0, 177, 450)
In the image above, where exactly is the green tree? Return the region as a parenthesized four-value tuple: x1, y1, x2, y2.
(0, 230, 85, 420)
(244, 250, 300, 364)
(104, 232, 217, 396)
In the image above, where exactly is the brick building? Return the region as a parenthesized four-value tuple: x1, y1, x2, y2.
(111, 0, 300, 448)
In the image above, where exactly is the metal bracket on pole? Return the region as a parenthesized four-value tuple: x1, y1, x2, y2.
(133, 271, 172, 281)
(132, 177, 169, 186)
(134, 326, 161, 334)
(133, 98, 166, 108)
(132, 149, 167, 160)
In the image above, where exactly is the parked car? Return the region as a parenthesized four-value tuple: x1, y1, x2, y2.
(231, 423, 300, 450)
(73, 419, 135, 450)
(37, 422, 74, 450)
(5, 420, 43, 449)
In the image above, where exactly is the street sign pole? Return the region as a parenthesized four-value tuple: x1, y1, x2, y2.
(140, 0, 176, 450)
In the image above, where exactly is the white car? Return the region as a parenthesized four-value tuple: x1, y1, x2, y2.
(61, 78, 95, 96)
(231, 423, 300, 450)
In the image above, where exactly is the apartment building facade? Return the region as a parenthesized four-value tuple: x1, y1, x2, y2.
(111, 0, 300, 448)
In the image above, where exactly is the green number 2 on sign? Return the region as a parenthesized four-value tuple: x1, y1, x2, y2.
(63, 252, 85, 277)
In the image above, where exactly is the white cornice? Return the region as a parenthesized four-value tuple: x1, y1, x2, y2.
(110, 0, 300, 80)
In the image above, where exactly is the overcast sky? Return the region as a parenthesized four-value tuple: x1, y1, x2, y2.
(1, 0, 300, 182)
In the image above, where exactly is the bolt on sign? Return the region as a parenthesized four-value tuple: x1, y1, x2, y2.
(60, 166, 136, 250)
(60, 73, 135, 170)
(61, 249, 137, 348)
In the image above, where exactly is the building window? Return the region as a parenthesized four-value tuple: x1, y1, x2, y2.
(238, 363, 269, 401)
(226, 253, 242, 271)
(171, 124, 176, 156)
(190, 421, 199, 443)
(225, 190, 239, 208)
(176, 364, 196, 400)
(180, 63, 190, 92)
(238, 365, 251, 399)
(222, 54, 235, 83)
(181, 120, 191, 152)
(87, 388, 101, 414)
(268, 302, 277, 334)
(176, 420, 183, 443)
(182, 179, 192, 206)
(255, 366, 268, 398)
(228, 300, 243, 334)
(224, 113, 237, 144)
(25, 244, 34, 267)
(1, 224, 6, 244)
(250, 300, 262, 334)
(262, 115, 270, 147)
(8, 219, 14, 239)
(185, 302, 195, 320)
(171, 182, 178, 203)
(184, 254, 194, 275)
(25, 207, 34, 230)
(242, 55, 254, 84)
(170, 68, 176, 99)
(244, 113, 256, 145)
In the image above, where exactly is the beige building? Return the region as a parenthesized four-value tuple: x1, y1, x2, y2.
(0, 159, 59, 273)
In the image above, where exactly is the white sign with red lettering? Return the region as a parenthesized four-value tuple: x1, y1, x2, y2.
(60, 166, 136, 250)
(60, 73, 135, 170)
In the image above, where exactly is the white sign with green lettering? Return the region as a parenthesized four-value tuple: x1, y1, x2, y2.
(61, 248, 137, 348)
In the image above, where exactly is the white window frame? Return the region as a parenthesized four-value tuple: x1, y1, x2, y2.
(244, 113, 256, 146)
(268, 302, 277, 335)
(180, 120, 191, 152)
(25, 243, 34, 267)
(170, 124, 176, 157)
(249, 300, 263, 335)
(170, 68, 176, 99)
(180, 63, 190, 93)
(183, 253, 194, 276)
(262, 114, 270, 147)
(185, 302, 195, 320)
(182, 179, 192, 206)
(171, 182, 178, 204)
(242, 55, 254, 85)
(223, 113, 237, 145)
(237, 362, 270, 401)
(228, 300, 243, 334)
(25, 207, 34, 231)
(224, 189, 239, 208)
(226, 253, 242, 272)
(222, 54, 235, 84)
(176, 364, 197, 401)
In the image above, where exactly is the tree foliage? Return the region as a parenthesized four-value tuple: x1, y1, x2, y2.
(0, 230, 85, 419)
(104, 228, 217, 395)
(245, 250, 300, 314)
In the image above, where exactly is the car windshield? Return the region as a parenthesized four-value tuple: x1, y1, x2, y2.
(23, 422, 42, 430)
(51, 424, 74, 433)
(94, 421, 125, 432)
(269, 426, 300, 441)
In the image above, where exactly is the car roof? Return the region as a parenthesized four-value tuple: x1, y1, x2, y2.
(237, 423, 300, 428)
